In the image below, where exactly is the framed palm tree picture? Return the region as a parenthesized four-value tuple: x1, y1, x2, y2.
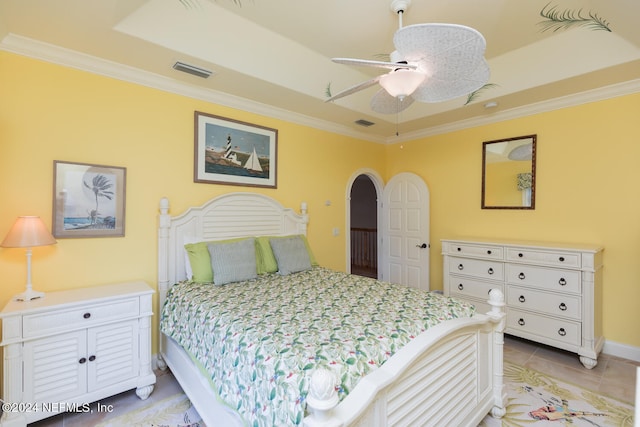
(53, 161, 126, 238)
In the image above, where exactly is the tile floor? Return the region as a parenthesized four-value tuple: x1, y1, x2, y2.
(24, 336, 639, 426)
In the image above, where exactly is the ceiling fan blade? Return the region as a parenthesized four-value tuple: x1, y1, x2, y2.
(394, 23, 487, 81)
(370, 88, 415, 114)
(412, 59, 490, 103)
(325, 76, 381, 102)
(332, 58, 417, 71)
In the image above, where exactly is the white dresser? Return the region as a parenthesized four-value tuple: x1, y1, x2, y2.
(442, 238, 603, 369)
(0, 281, 155, 426)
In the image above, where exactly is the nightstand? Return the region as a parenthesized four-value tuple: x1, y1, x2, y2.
(0, 281, 155, 427)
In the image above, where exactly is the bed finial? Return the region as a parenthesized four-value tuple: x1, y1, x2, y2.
(305, 369, 341, 427)
(159, 197, 170, 215)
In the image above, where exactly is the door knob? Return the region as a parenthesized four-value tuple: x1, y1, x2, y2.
(416, 243, 428, 249)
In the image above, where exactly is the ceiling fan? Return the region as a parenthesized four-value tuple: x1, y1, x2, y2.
(326, 0, 490, 114)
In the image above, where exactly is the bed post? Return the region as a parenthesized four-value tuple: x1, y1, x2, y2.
(487, 288, 507, 418)
(300, 202, 308, 235)
(305, 369, 341, 427)
(157, 197, 171, 371)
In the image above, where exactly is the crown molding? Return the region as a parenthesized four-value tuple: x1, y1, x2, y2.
(0, 33, 386, 144)
(388, 78, 640, 143)
(3, 33, 639, 146)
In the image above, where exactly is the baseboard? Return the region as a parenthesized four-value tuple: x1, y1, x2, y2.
(602, 339, 640, 363)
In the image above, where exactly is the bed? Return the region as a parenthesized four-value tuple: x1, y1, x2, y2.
(157, 192, 506, 426)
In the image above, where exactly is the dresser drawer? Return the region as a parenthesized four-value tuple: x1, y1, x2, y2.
(448, 276, 502, 301)
(507, 309, 581, 346)
(23, 297, 140, 338)
(507, 285, 581, 320)
(506, 264, 580, 294)
(506, 248, 581, 268)
(444, 242, 504, 260)
(449, 257, 504, 281)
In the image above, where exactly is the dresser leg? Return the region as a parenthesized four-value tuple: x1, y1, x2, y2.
(0, 412, 27, 427)
(135, 384, 155, 400)
(579, 355, 597, 369)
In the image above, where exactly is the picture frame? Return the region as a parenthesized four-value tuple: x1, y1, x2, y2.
(53, 160, 126, 238)
(194, 111, 277, 188)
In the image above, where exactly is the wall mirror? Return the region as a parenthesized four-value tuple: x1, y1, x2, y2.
(482, 134, 536, 209)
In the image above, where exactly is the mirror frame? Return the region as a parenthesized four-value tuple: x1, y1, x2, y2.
(481, 134, 536, 210)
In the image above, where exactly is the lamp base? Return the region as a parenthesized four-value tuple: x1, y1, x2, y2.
(14, 288, 45, 302)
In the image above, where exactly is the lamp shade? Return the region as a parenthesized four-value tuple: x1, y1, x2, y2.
(1, 216, 57, 248)
(379, 69, 426, 99)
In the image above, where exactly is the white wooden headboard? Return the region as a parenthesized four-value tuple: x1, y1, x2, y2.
(157, 192, 308, 309)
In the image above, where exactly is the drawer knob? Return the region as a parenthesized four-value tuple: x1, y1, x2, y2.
(83, 313, 91, 319)
(558, 328, 567, 336)
(458, 264, 464, 271)
(89, 355, 96, 362)
(518, 295, 526, 303)
(487, 267, 494, 275)
(518, 253, 523, 258)
(79, 357, 87, 364)
(487, 250, 492, 255)
(458, 283, 464, 291)
(559, 303, 567, 311)
(518, 272, 526, 280)
(559, 256, 565, 262)
(558, 278, 567, 286)
(518, 318, 525, 326)
(457, 247, 461, 251)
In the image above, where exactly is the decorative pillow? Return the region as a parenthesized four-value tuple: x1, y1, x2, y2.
(208, 238, 258, 285)
(257, 234, 318, 273)
(185, 237, 261, 283)
(183, 235, 201, 279)
(184, 241, 214, 283)
(269, 236, 312, 275)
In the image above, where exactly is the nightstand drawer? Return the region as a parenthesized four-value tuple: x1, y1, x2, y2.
(23, 297, 140, 338)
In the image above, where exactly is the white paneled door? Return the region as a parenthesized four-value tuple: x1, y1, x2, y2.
(380, 172, 430, 290)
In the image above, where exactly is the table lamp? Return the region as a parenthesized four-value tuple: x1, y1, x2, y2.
(1, 216, 57, 301)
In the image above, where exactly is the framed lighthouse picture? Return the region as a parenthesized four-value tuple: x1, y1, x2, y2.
(194, 111, 278, 188)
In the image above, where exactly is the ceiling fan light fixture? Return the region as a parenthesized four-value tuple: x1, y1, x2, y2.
(379, 69, 426, 99)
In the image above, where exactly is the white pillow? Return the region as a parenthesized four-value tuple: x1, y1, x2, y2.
(182, 235, 201, 280)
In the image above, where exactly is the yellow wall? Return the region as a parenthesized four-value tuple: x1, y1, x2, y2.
(2, 50, 639, 352)
(386, 92, 640, 347)
(0, 52, 385, 351)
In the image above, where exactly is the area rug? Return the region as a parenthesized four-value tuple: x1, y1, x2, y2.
(479, 362, 634, 427)
(95, 393, 205, 427)
(98, 363, 634, 427)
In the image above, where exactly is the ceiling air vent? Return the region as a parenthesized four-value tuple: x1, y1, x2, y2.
(172, 61, 213, 79)
(354, 119, 375, 127)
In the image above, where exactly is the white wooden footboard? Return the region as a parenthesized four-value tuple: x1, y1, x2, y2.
(305, 290, 507, 427)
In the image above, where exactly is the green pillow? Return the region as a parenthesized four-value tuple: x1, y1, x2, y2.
(185, 237, 259, 283)
(184, 241, 215, 283)
(256, 234, 318, 273)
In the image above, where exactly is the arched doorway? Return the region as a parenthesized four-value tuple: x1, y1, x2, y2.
(346, 169, 383, 278)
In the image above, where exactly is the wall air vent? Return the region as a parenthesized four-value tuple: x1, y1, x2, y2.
(355, 119, 375, 127)
(172, 61, 213, 79)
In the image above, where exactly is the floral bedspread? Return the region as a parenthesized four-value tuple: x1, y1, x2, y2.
(160, 267, 475, 426)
